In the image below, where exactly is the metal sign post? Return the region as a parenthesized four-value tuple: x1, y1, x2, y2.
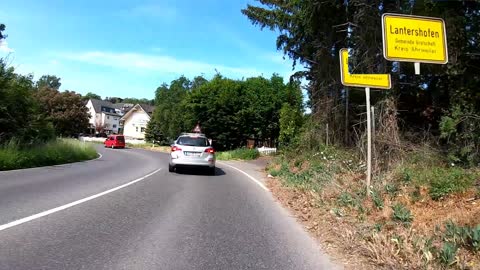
(339, 48, 392, 195)
(365, 87, 372, 193)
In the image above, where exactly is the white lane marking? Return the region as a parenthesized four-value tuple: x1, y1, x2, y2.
(0, 168, 162, 232)
(218, 162, 268, 191)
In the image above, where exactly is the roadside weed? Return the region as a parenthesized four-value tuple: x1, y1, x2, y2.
(392, 203, 413, 225)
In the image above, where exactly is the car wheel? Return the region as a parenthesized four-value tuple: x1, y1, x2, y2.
(168, 164, 174, 173)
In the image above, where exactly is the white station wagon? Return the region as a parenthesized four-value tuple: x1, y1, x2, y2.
(169, 133, 216, 175)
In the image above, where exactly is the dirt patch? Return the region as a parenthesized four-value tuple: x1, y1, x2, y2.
(267, 174, 480, 269)
(409, 191, 480, 234)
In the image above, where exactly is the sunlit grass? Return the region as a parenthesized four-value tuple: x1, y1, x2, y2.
(0, 138, 98, 171)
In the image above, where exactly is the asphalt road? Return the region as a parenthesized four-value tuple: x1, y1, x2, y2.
(0, 146, 337, 270)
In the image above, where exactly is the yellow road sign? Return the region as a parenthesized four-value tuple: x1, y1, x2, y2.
(339, 49, 391, 89)
(382, 13, 448, 64)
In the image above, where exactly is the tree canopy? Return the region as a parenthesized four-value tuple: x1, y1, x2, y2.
(35, 88, 90, 137)
(82, 92, 101, 101)
(36, 75, 61, 90)
(146, 74, 303, 150)
(243, 0, 480, 166)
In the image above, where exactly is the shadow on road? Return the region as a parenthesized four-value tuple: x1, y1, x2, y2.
(175, 167, 226, 176)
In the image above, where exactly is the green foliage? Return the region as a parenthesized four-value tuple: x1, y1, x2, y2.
(392, 203, 413, 225)
(36, 75, 61, 90)
(337, 192, 354, 207)
(279, 102, 303, 147)
(149, 74, 302, 150)
(0, 59, 55, 145)
(243, 1, 480, 167)
(144, 116, 164, 144)
(385, 184, 399, 197)
(82, 92, 101, 101)
(151, 77, 191, 143)
(216, 148, 259, 161)
(437, 242, 458, 267)
(428, 168, 477, 200)
(34, 87, 90, 137)
(0, 139, 97, 170)
(0, 23, 6, 40)
(371, 189, 384, 210)
(443, 221, 480, 252)
(122, 97, 154, 105)
(398, 158, 477, 200)
(439, 105, 480, 166)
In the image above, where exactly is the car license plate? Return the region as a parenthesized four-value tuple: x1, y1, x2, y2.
(184, 152, 201, 157)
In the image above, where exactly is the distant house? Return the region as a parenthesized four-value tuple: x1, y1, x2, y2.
(120, 104, 155, 140)
(112, 103, 135, 116)
(86, 99, 122, 134)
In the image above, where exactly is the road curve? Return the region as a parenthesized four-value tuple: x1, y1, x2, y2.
(0, 145, 337, 270)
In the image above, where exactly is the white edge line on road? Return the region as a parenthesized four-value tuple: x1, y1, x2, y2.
(0, 168, 162, 232)
(218, 162, 269, 191)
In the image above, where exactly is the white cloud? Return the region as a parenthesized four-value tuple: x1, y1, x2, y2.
(60, 51, 271, 78)
(123, 3, 178, 21)
(0, 40, 14, 53)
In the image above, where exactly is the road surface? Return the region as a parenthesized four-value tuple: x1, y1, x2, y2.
(0, 146, 337, 270)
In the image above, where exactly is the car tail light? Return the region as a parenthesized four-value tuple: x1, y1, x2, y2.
(171, 146, 182, 152)
(204, 148, 215, 154)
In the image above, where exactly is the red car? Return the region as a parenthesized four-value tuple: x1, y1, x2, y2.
(104, 135, 126, 149)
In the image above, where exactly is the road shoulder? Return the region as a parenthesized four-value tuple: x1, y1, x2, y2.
(218, 157, 350, 269)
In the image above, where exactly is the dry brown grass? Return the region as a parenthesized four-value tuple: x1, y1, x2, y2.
(267, 170, 480, 269)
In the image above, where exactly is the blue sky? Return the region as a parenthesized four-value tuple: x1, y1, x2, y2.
(0, 0, 302, 99)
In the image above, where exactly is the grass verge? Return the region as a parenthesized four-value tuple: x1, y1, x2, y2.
(126, 143, 171, 153)
(216, 148, 260, 161)
(0, 139, 98, 171)
(267, 144, 480, 269)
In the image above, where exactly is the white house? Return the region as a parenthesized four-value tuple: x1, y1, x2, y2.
(120, 104, 154, 140)
(86, 99, 122, 134)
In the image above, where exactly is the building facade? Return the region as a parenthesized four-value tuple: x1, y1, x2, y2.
(120, 104, 154, 140)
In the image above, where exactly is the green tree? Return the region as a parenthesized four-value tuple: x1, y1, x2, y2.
(104, 97, 123, 104)
(35, 88, 90, 136)
(122, 97, 154, 105)
(0, 60, 55, 145)
(279, 102, 303, 147)
(243, 1, 480, 165)
(82, 92, 101, 101)
(144, 116, 164, 144)
(0, 24, 6, 40)
(151, 77, 191, 142)
(36, 75, 61, 90)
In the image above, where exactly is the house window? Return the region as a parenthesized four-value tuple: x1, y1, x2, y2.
(107, 116, 110, 119)
(114, 118, 118, 121)
(141, 127, 145, 133)
(136, 127, 139, 132)
(113, 124, 117, 128)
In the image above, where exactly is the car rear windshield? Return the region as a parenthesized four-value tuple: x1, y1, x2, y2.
(116, 136, 125, 142)
(176, 136, 209, 147)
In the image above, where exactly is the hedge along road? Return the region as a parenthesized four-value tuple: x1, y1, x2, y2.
(0, 145, 337, 270)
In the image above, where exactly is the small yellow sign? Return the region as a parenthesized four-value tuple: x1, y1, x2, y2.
(339, 49, 391, 89)
(382, 13, 448, 64)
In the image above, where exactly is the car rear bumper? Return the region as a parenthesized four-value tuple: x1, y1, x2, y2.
(170, 157, 215, 168)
